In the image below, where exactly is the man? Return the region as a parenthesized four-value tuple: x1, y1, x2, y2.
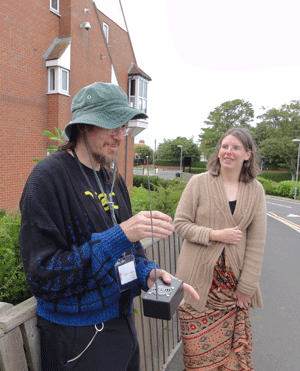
(19, 82, 199, 371)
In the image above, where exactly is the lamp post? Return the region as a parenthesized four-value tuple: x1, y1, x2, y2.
(178, 145, 183, 178)
(292, 139, 300, 200)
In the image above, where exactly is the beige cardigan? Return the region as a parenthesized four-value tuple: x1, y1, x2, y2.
(175, 172, 267, 312)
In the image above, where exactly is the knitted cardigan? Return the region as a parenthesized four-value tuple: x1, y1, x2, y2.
(174, 171, 267, 313)
(19, 151, 155, 326)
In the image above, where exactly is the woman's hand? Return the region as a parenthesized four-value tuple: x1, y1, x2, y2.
(120, 211, 174, 243)
(233, 290, 251, 309)
(147, 269, 200, 302)
(209, 226, 243, 245)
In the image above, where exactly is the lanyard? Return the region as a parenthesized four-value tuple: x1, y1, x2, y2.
(72, 149, 118, 227)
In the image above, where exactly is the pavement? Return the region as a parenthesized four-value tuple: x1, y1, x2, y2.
(164, 343, 184, 371)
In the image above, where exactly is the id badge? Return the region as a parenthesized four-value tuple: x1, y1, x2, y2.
(115, 254, 138, 292)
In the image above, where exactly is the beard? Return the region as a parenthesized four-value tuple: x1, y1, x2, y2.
(91, 151, 118, 179)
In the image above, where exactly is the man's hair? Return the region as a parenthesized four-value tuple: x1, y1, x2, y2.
(59, 124, 116, 179)
(59, 124, 93, 152)
(207, 127, 260, 183)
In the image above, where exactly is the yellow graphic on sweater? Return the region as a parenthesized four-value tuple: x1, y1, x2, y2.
(84, 191, 119, 212)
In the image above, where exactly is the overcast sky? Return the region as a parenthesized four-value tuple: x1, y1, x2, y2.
(121, 0, 300, 149)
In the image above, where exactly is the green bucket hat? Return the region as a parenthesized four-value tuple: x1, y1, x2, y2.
(62, 82, 148, 140)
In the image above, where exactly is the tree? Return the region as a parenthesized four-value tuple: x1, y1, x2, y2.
(254, 100, 300, 180)
(156, 137, 199, 162)
(134, 144, 153, 163)
(199, 99, 254, 159)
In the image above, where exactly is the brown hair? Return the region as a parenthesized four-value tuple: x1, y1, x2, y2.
(207, 127, 260, 183)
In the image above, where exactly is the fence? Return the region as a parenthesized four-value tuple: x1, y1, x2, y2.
(0, 232, 183, 371)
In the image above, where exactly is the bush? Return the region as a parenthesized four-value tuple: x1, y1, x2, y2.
(0, 210, 31, 305)
(155, 159, 180, 167)
(257, 177, 277, 196)
(190, 168, 207, 174)
(130, 187, 150, 215)
(192, 161, 207, 168)
(259, 171, 292, 183)
(275, 181, 297, 199)
(151, 182, 187, 219)
(133, 175, 182, 191)
(130, 178, 188, 219)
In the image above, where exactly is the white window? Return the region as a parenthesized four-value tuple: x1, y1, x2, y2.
(138, 80, 148, 114)
(50, 0, 59, 14)
(129, 77, 148, 114)
(48, 67, 69, 95)
(49, 68, 56, 91)
(103, 23, 109, 43)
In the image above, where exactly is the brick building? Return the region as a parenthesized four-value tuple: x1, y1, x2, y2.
(0, 0, 151, 211)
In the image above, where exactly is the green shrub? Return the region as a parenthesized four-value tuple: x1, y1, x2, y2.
(190, 168, 207, 174)
(257, 177, 277, 196)
(151, 181, 187, 219)
(192, 161, 207, 168)
(275, 181, 296, 199)
(259, 171, 292, 182)
(0, 211, 31, 305)
(130, 187, 150, 215)
(155, 160, 180, 167)
(130, 179, 188, 219)
(133, 175, 182, 191)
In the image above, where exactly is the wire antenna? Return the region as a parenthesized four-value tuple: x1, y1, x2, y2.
(146, 156, 158, 299)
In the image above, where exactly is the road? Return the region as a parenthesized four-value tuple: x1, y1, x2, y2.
(165, 196, 300, 371)
(133, 168, 179, 180)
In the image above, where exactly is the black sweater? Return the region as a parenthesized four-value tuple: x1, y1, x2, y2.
(19, 150, 155, 326)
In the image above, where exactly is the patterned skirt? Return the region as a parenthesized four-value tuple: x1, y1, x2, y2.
(178, 250, 253, 371)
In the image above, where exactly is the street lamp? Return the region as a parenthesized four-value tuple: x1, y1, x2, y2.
(178, 145, 183, 178)
(292, 139, 300, 200)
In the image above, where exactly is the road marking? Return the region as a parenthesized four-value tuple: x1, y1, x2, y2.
(267, 212, 300, 233)
(287, 214, 300, 218)
(266, 202, 292, 209)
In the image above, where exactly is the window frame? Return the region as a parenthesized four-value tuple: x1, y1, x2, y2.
(129, 77, 148, 114)
(103, 22, 109, 43)
(48, 66, 69, 96)
(50, 0, 60, 15)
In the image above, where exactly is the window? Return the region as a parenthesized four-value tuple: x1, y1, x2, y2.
(138, 79, 148, 114)
(128, 77, 148, 114)
(61, 69, 68, 92)
(49, 68, 55, 91)
(48, 67, 69, 95)
(103, 23, 109, 43)
(50, 0, 59, 14)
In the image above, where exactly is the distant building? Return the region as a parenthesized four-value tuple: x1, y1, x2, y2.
(0, 0, 151, 211)
(135, 140, 146, 146)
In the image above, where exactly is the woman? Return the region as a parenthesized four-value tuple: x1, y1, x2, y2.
(174, 128, 267, 371)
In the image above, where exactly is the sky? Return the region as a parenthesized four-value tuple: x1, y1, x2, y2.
(121, 0, 300, 149)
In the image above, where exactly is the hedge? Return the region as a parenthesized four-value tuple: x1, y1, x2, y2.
(256, 177, 277, 196)
(259, 171, 292, 182)
(190, 168, 207, 174)
(275, 181, 297, 199)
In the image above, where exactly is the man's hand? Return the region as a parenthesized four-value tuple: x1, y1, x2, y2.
(147, 269, 200, 302)
(210, 226, 243, 245)
(233, 290, 251, 309)
(120, 211, 174, 243)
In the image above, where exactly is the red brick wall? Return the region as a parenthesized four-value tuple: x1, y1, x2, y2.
(1, 0, 139, 211)
(0, 0, 59, 211)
